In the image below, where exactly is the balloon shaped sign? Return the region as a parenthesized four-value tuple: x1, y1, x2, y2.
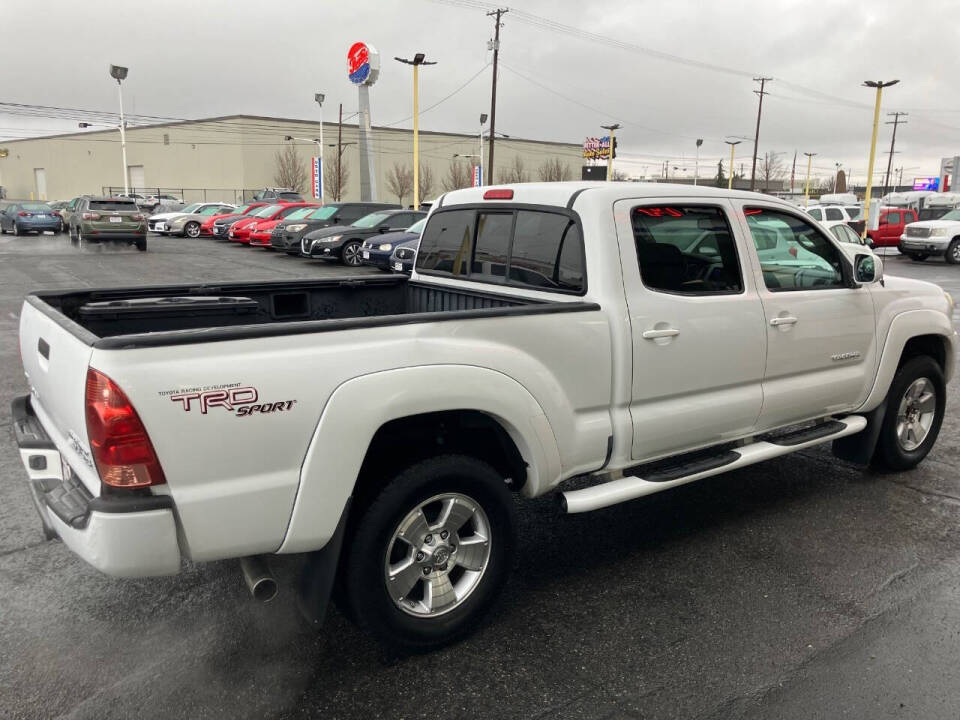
(348, 42, 380, 86)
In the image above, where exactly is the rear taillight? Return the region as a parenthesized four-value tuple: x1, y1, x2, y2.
(131, 213, 144, 221)
(18, 211, 30, 217)
(85, 368, 166, 489)
(483, 189, 514, 200)
(82, 212, 101, 220)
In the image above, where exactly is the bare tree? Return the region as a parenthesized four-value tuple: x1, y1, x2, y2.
(538, 157, 573, 182)
(443, 159, 473, 191)
(323, 156, 350, 202)
(273, 145, 307, 194)
(496, 156, 530, 184)
(611, 169, 629, 181)
(418, 163, 435, 205)
(386, 163, 413, 206)
(758, 151, 786, 191)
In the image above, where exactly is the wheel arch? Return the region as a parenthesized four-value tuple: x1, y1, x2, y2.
(278, 364, 562, 554)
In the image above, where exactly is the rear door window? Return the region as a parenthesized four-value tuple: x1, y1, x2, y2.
(417, 207, 586, 293)
(824, 207, 844, 221)
(808, 208, 823, 221)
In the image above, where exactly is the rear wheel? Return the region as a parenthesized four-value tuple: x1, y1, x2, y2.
(341, 240, 363, 266)
(873, 356, 945, 471)
(946, 239, 960, 265)
(340, 455, 516, 652)
(185, 221, 201, 238)
(76, 227, 84, 248)
(12, 222, 20, 236)
(135, 237, 147, 252)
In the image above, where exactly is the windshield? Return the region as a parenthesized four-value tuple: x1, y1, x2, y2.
(253, 204, 284, 218)
(21, 203, 53, 212)
(234, 204, 257, 214)
(198, 206, 226, 216)
(352, 212, 390, 228)
(407, 218, 427, 234)
(179, 203, 202, 213)
(309, 206, 340, 220)
(941, 209, 960, 222)
(285, 207, 315, 220)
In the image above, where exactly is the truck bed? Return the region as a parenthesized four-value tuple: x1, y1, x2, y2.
(28, 275, 596, 348)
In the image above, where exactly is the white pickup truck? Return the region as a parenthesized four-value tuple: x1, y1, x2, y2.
(12, 183, 956, 651)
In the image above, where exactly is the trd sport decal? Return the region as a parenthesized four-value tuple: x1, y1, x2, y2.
(159, 384, 296, 416)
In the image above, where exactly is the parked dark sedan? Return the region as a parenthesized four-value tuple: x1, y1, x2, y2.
(273, 202, 400, 255)
(0, 203, 62, 235)
(389, 237, 420, 273)
(360, 217, 425, 270)
(302, 209, 427, 266)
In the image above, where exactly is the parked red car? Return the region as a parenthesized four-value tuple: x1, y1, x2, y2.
(248, 205, 321, 248)
(867, 207, 918, 248)
(200, 202, 269, 236)
(228, 203, 317, 244)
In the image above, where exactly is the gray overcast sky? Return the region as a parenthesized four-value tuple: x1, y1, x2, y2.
(2, 0, 958, 186)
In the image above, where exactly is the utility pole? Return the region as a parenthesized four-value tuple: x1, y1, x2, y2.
(861, 79, 899, 239)
(803, 152, 817, 206)
(749, 77, 771, 192)
(486, 7, 507, 186)
(883, 111, 907, 196)
(337, 103, 343, 201)
(790, 150, 797, 193)
(897, 166, 904, 189)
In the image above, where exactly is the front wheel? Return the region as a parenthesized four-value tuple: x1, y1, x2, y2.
(341, 240, 363, 266)
(873, 356, 945, 471)
(340, 455, 516, 652)
(12, 223, 20, 237)
(185, 221, 201, 238)
(946, 239, 960, 265)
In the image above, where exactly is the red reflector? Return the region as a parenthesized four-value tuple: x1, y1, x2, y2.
(85, 368, 166, 489)
(635, 207, 683, 218)
(743, 208, 763, 216)
(483, 189, 514, 200)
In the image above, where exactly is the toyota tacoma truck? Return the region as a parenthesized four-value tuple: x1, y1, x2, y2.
(11, 183, 956, 651)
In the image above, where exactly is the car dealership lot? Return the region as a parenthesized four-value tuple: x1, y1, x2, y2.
(2, 236, 960, 719)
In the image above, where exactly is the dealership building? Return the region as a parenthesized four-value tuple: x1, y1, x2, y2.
(0, 115, 583, 204)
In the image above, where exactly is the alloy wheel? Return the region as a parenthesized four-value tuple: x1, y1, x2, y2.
(896, 377, 936, 451)
(343, 242, 362, 266)
(383, 492, 492, 618)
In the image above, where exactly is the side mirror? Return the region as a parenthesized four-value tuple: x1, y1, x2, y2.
(378, 226, 389, 233)
(867, 240, 875, 249)
(854, 253, 882, 284)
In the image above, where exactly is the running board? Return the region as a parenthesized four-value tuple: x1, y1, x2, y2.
(561, 415, 867, 514)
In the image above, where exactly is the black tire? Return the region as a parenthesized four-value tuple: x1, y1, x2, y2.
(12, 222, 20, 237)
(0, 224, 6, 234)
(185, 221, 201, 238)
(340, 240, 363, 266)
(872, 356, 945, 472)
(135, 237, 147, 251)
(946, 239, 960, 265)
(340, 454, 516, 652)
(909, 253, 928, 262)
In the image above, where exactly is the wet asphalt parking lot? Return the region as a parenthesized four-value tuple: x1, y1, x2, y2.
(1, 233, 959, 719)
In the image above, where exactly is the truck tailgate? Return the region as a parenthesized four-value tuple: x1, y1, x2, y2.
(19, 299, 99, 494)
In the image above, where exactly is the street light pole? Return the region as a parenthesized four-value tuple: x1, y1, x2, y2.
(861, 80, 899, 238)
(694, 138, 703, 186)
(478, 113, 488, 186)
(395, 54, 437, 209)
(109, 64, 130, 195)
(803, 152, 817, 206)
(601, 123, 621, 181)
(724, 140, 742, 190)
(314, 93, 325, 204)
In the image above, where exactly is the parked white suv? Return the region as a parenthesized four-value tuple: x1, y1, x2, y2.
(806, 204, 861, 223)
(13, 182, 956, 651)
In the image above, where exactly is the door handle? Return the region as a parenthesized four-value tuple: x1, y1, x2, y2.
(770, 316, 798, 327)
(642, 328, 680, 339)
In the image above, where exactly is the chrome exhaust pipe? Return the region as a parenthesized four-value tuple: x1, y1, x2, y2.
(239, 556, 278, 603)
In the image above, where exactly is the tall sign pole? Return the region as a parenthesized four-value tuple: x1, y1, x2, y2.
(348, 42, 380, 201)
(861, 80, 899, 239)
(486, 8, 507, 186)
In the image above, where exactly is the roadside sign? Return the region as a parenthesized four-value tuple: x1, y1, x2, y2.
(312, 157, 323, 201)
(583, 136, 611, 160)
(472, 164, 482, 187)
(348, 42, 380, 86)
(913, 177, 940, 191)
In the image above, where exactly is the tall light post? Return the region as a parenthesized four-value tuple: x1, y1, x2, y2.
(601, 123, 621, 181)
(314, 93, 325, 204)
(109, 64, 129, 195)
(724, 140, 742, 190)
(803, 152, 817, 206)
(478, 112, 488, 187)
(694, 138, 703, 186)
(395, 53, 437, 209)
(861, 79, 899, 238)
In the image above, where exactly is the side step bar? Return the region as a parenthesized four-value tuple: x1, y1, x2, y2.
(561, 415, 867, 514)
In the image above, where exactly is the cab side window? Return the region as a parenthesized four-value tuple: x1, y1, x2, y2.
(745, 207, 845, 291)
(631, 205, 742, 295)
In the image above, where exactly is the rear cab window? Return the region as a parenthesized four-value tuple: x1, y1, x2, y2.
(89, 200, 138, 211)
(416, 205, 585, 294)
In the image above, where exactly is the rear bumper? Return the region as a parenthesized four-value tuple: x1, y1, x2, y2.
(17, 221, 61, 231)
(11, 395, 181, 577)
